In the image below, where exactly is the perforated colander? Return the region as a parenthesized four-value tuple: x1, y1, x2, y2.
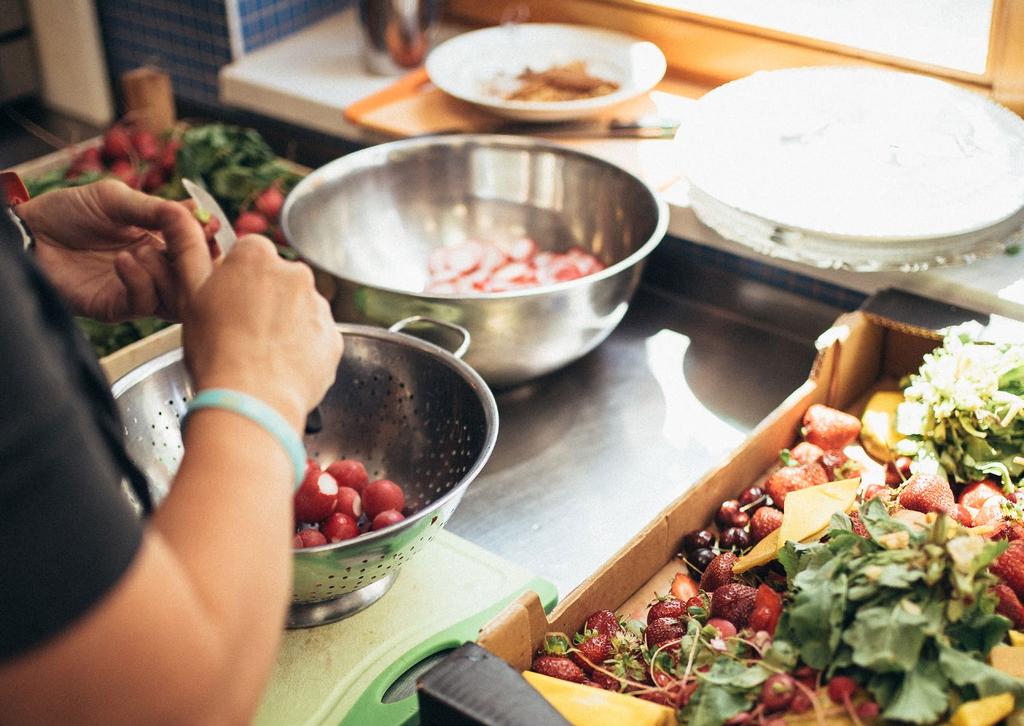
(111, 319, 498, 627)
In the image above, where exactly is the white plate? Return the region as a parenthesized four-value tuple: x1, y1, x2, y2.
(678, 67, 1024, 242)
(425, 24, 667, 122)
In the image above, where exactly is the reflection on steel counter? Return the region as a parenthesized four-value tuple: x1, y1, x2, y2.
(445, 274, 845, 597)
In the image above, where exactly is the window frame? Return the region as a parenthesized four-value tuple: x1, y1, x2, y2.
(444, 0, 1024, 112)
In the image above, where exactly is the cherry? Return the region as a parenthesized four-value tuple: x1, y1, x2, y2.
(682, 529, 715, 553)
(689, 547, 716, 571)
(715, 500, 743, 528)
(738, 486, 767, 510)
(719, 527, 751, 551)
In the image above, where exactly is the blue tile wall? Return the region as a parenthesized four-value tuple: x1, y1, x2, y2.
(96, 0, 232, 105)
(239, 0, 351, 53)
(96, 0, 353, 106)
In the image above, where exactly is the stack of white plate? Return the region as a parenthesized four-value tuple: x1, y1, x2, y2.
(678, 67, 1024, 271)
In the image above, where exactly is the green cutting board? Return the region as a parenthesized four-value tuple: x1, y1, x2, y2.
(253, 530, 557, 726)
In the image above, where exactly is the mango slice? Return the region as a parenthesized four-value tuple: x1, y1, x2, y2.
(860, 391, 904, 462)
(777, 478, 861, 547)
(734, 478, 860, 574)
(523, 671, 676, 726)
(949, 692, 1014, 726)
(991, 645, 1024, 678)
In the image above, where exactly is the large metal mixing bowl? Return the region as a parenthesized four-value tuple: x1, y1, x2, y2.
(281, 135, 668, 387)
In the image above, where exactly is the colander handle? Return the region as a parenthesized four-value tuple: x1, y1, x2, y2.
(388, 316, 471, 359)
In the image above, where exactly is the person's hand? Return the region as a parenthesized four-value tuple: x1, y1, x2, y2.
(14, 179, 203, 322)
(180, 234, 342, 429)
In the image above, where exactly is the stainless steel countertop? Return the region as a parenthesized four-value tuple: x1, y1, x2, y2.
(446, 262, 847, 597)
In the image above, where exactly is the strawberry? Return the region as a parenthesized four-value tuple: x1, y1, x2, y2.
(788, 441, 824, 466)
(647, 597, 685, 624)
(750, 506, 783, 542)
(572, 632, 612, 674)
(584, 609, 622, 638)
(960, 480, 1004, 510)
(897, 472, 955, 515)
(645, 616, 684, 648)
(765, 462, 828, 509)
(748, 584, 783, 635)
(710, 583, 758, 627)
(802, 404, 861, 450)
(532, 655, 586, 683)
(993, 583, 1024, 629)
(699, 551, 737, 593)
(991, 540, 1024, 601)
(671, 572, 699, 601)
(849, 512, 871, 538)
(590, 670, 621, 691)
(974, 496, 1008, 526)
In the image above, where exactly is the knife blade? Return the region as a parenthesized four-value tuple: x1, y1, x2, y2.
(183, 178, 237, 255)
(492, 114, 681, 139)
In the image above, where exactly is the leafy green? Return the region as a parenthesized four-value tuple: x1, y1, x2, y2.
(25, 123, 305, 357)
(773, 502, 1024, 723)
(76, 316, 170, 358)
(897, 323, 1024, 488)
(679, 658, 760, 726)
(166, 124, 302, 221)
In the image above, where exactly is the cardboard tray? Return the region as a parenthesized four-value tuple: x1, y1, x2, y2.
(476, 306, 949, 670)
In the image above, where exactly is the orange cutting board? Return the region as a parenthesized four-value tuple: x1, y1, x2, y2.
(344, 67, 660, 138)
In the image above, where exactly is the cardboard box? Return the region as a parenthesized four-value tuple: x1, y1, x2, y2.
(476, 309, 942, 670)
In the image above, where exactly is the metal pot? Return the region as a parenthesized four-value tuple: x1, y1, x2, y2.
(281, 135, 668, 387)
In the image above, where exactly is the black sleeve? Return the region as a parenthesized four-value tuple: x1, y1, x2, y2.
(0, 211, 144, 662)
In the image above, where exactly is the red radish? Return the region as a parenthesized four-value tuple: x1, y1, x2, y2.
(109, 160, 140, 189)
(826, 675, 857, 704)
(449, 241, 485, 274)
(66, 147, 104, 178)
(292, 533, 304, 548)
(141, 166, 166, 193)
(325, 460, 369, 493)
(706, 618, 737, 639)
(362, 479, 405, 518)
(234, 210, 270, 235)
(371, 510, 405, 530)
(321, 512, 360, 542)
(159, 140, 180, 173)
(293, 461, 339, 523)
(272, 226, 289, 247)
(102, 125, 133, 160)
(131, 130, 161, 161)
(335, 486, 362, 519)
(295, 528, 327, 548)
(254, 185, 284, 221)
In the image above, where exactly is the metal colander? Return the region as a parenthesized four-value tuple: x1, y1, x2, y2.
(111, 319, 498, 627)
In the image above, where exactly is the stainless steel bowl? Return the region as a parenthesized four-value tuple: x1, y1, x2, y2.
(281, 135, 669, 387)
(110, 321, 498, 627)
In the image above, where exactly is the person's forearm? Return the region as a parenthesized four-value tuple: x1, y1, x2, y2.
(152, 408, 296, 720)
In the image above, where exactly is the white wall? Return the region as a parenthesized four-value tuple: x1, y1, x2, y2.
(25, 0, 114, 125)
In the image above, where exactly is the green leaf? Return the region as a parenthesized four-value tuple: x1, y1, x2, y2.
(938, 641, 1024, 703)
(844, 602, 929, 673)
(881, 658, 950, 724)
(682, 682, 751, 726)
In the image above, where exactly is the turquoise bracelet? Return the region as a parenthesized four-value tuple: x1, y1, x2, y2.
(183, 388, 307, 490)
